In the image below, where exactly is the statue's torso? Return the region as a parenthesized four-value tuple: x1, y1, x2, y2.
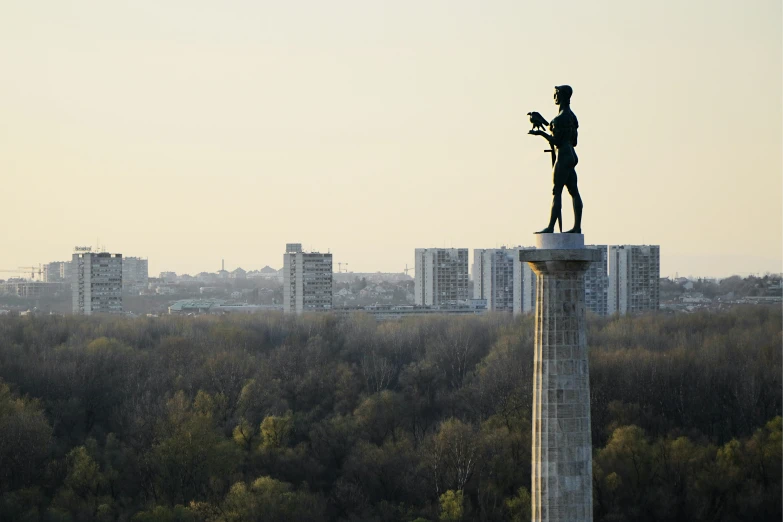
(550, 108, 578, 149)
(551, 108, 579, 167)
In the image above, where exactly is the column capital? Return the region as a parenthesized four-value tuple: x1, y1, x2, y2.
(520, 249, 601, 276)
(519, 249, 602, 263)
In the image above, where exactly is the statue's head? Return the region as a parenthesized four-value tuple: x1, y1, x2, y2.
(554, 85, 573, 106)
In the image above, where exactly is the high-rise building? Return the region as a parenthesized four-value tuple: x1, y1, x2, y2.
(513, 247, 537, 316)
(283, 243, 333, 314)
(72, 252, 123, 315)
(472, 249, 486, 300)
(414, 248, 469, 306)
(44, 261, 71, 283)
(473, 247, 532, 313)
(122, 257, 149, 292)
(585, 245, 609, 316)
(608, 245, 660, 315)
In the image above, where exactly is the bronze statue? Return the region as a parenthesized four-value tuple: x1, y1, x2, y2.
(528, 85, 583, 234)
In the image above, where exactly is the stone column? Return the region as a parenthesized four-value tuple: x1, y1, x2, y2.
(520, 234, 600, 522)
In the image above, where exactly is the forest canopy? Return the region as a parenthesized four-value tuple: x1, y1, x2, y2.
(0, 307, 780, 521)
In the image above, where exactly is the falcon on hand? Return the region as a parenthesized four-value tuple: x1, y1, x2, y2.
(527, 111, 549, 132)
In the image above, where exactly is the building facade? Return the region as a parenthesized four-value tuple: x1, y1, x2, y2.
(585, 245, 609, 316)
(0, 281, 64, 298)
(513, 247, 537, 316)
(122, 257, 149, 292)
(414, 248, 469, 306)
(44, 261, 72, 283)
(473, 247, 524, 313)
(608, 245, 660, 315)
(72, 252, 123, 315)
(283, 243, 333, 313)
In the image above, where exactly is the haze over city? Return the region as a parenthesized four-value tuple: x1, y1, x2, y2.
(1, 0, 781, 277)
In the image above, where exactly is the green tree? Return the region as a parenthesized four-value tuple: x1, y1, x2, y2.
(0, 381, 52, 492)
(154, 391, 240, 504)
(593, 425, 655, 520)
(505, 487, 531, 522)
(191, 476, 326, 522)
(132, 505, 197, 522)
(260, 412, 293, 449)
(439, 490, 463, 522)
(232, 418, 256, 450)
(52, 445, 113, 521)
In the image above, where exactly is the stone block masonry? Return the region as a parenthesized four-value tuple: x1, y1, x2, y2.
(521, 235, 601, 522)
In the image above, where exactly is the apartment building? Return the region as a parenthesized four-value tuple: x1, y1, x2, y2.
(585, 245, 609, 316)
(72, 252, 123, 314)
(44, 261, 72, 283)
(608, 245, 660, 315)
(122, 257, 149, 292)
(513, 247, 537, 316)
(283, 243, 333, 313)
(473, 247, 536, 314)
(414, 248, 469, 306)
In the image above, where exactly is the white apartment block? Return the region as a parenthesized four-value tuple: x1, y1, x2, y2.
(414, 248, 469, 306)
(72, 252, 123, 315)
(283, 243, 333, 314)
(585, 245, 609, 316)
(122, 257, 149, 292)
(608, 245, 660, 315)
(473, 247, 535, 313)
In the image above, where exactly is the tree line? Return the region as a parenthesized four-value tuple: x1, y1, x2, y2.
(0, 306, 779, 521)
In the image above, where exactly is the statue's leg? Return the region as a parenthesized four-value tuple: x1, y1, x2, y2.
(565, 176, 582, 233)
(536, 184, 563, 234)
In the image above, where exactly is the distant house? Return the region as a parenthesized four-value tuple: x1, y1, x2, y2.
(169, 299, 222, 315)
(168, 299, 282, 315)
(249, 265, 283, 281)
(155, 285, 176, 295)
(197, 272, 218, 283)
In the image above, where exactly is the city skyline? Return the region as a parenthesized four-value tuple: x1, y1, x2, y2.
(4, 242, 779, 282)
(1, 1, 780, 278)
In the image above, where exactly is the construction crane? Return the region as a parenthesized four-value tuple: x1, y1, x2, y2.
(0, 268, 37, 280)
(18, 265, 43, 280)
(404, 264, 415, 276)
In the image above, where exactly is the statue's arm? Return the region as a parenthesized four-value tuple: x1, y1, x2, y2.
(528, 129, 555, 147)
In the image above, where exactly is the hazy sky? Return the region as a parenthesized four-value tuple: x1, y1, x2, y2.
(1, 1, 781, 278)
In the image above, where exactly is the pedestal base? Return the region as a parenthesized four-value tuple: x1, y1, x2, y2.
(534, 233, 584, 250)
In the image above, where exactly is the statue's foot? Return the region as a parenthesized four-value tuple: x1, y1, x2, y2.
(565, 228, 581, 234)
(535, 227, 554, 234)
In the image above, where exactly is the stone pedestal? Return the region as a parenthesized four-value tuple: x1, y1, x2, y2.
(520, 234, 600, 522)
